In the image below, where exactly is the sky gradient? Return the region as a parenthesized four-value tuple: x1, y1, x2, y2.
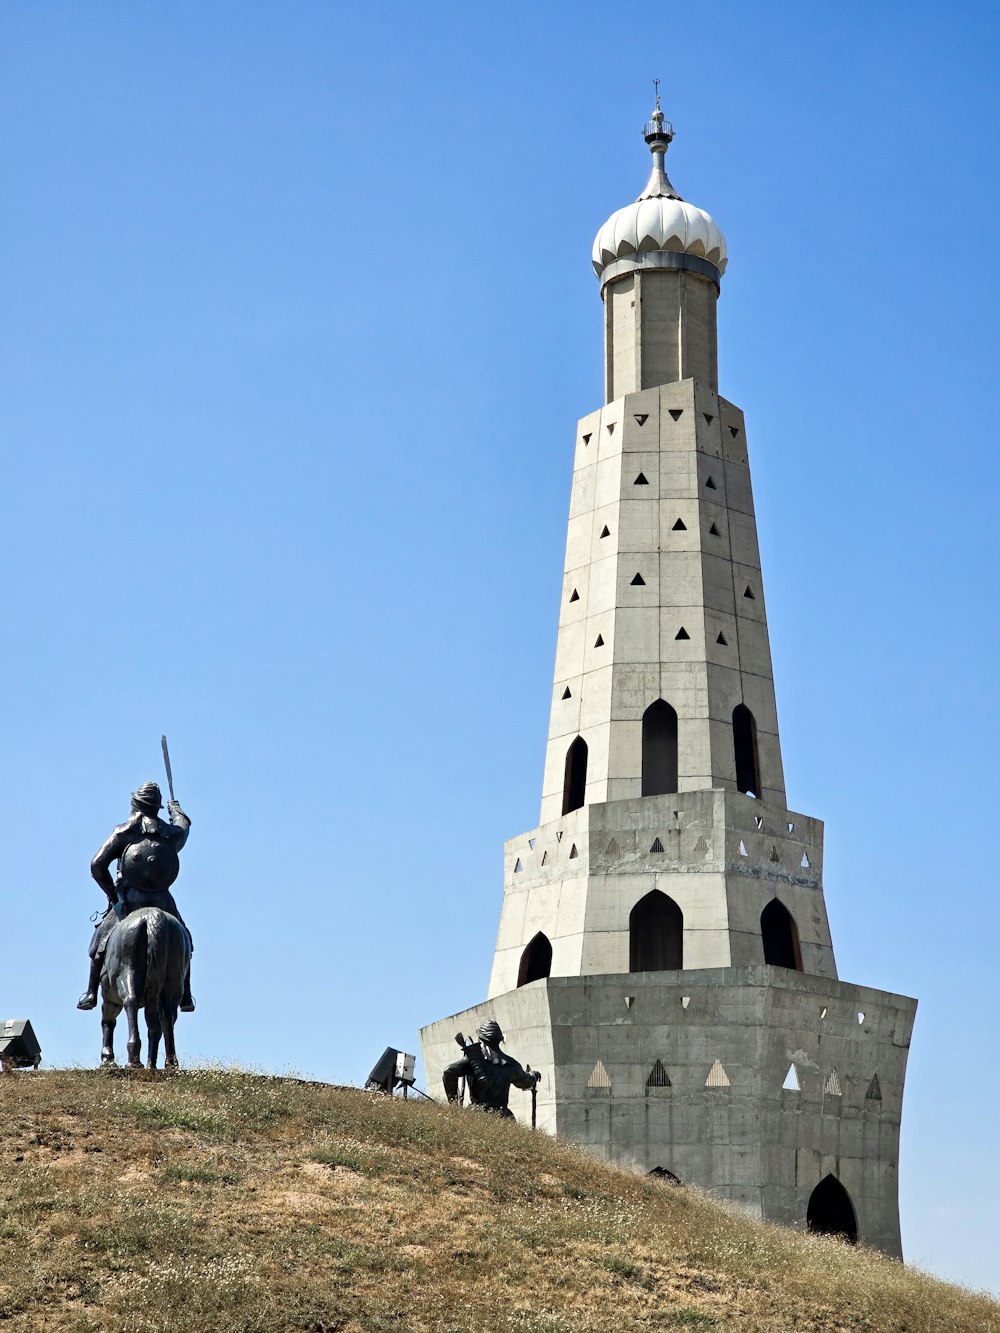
(1, 0, 998, 1296)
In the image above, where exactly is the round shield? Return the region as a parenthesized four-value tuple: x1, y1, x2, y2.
(120, 837, 180, 892)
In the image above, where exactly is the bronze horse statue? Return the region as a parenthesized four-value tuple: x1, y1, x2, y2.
(100, 906, 190, 1069)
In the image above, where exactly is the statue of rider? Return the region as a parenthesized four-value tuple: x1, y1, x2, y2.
(442, 1019, 540, 1120)
(77, 781, 195, 1013)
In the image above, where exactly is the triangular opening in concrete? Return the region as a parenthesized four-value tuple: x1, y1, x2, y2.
(709, 522, 721, 536)
(703, 413, 714, 425)
(569, 843, 579, 859)
(769, 845, 781, 863)
(561, 687, 572, 700)
(716, 632, 728, 645)
(801, 852, 811, 868)
(513, 858, 523, 873)
(586, 1060, 612, 1089)
(631, 573, 646, 586)
(634, 472, 649, 485)
(594, 634, 604, 647)
(824, 1069, 842, 1096)
(649, 837, 665, 853)
(634, 413, 649, 426)
(605, 837, 620, 855)
(866, 1074, 882, 1102)
(668, 409, 684, 421)
(705, 1060, 730, 1088)
(705, 475, 717, 489)
(675, 627, 690, 640)
(738, 840, 748, 857)
(672, 518, 687, 531)
(606, 423, 615, 434)
(540, 850, 548, 865)
(600, 526, 610, 538)
(569, 588, 579, 602)
(729, 425, 740, 438)
(582, 433, 591, 444)
(646, 1059, 671, 1088)
(743, 585, 755, 599)
(782, 1063, 800, 1091)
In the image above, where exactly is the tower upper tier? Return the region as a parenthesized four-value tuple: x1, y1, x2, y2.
(592, 102, 727, 290)
(595, 101, 727, 401)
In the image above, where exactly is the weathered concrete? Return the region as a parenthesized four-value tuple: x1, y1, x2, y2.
(421, 967, 915, 1258)
(420, 117, 916, 1262)
(540, 380, 785, 827)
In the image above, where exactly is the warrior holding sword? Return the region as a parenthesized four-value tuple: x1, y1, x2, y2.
(77, 739, 195, 1013)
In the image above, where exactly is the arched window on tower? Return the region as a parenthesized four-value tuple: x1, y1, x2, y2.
(517, 932, 552, 987)
(760, 898, 803, 971)
(642, 700, 678, 796)
(807, 1175, 858, 1244)
(562, 736, 588, 814)
(733, 703, 761, 797)
(630, 890, 683, 971)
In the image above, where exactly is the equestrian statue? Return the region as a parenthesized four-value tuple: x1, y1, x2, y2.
(78, 756, 194, 1068)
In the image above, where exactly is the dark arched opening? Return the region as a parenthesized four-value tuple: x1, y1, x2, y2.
(807, 1175, 858, 1244)
(562, 736, 588, 814)
(648, 1167, 682, 1184)
(733, 703, 761, 796)
(630, 890, 683, 971)
(642, 700, 678, 796)
(517, 932, 552, 987)
(761, 898, 803, 971)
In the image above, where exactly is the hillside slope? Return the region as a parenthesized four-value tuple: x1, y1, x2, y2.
(0, 1069, 994, 1332)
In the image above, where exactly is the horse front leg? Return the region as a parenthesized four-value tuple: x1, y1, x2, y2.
(100, 993, 119, 1066)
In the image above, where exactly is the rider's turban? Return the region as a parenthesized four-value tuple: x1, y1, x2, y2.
(131, 781, 163, 814)
(477, 1019, 504, 1046)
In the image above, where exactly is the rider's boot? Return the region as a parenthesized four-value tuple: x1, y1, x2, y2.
(77, 957, 102, 1011)
(180, 968, 195, 1013)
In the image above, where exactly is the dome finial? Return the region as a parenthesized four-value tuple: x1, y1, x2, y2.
(640, 83, 680, 202)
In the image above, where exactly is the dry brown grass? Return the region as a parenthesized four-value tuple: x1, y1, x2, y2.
(0, 1068, 994, 1332)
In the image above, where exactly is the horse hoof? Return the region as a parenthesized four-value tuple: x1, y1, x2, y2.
(77, 994, 98, 1011)
(100, 1055, 116, 1067)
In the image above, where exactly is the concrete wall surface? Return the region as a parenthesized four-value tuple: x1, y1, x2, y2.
(420, 966, 916, 1258)
(489, 790, 835, 997)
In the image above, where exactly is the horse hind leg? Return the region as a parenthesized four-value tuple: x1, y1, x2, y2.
(145, 1002, 162, 1070)
(124, 993, 142, 1067)
(161, 1001, 179, 1069)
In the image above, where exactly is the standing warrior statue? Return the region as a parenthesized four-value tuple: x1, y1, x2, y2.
(77, 781, 195, 1012)
(443, 1020, 540, 1120)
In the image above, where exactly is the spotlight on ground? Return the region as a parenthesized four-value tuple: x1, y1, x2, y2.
(0, 1019, 41, 1070)
(365, 1046, 416, 1097)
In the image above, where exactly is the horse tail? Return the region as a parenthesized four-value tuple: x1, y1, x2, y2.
(145, 909, 168, 1014)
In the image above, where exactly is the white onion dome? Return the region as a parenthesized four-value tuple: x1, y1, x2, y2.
(592, 102, 727, 290)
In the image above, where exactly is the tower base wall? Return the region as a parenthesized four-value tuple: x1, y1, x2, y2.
(420, 966, 915, 1258)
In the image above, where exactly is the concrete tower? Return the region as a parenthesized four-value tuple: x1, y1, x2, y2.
(421, 99, 916, 1258)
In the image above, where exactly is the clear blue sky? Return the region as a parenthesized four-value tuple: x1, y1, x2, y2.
(1, 0, 998, 1297)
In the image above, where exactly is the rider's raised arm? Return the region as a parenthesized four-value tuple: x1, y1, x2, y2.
(167, 801, 190, 848)
(90, 825, 130, 900)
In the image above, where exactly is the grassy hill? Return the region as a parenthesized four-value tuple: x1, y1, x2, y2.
(0, 1070, 995, 1332)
